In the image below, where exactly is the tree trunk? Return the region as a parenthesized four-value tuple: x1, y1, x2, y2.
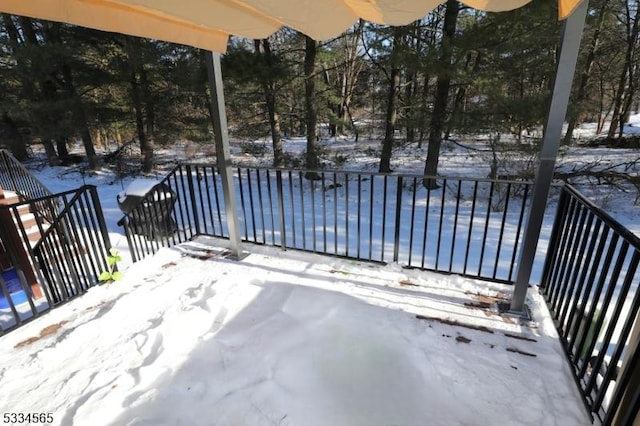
(563, 0, 610, 145)
(405, 22, 422, 144)
(597, 77, 608, 134)
(445, 51, 480, 140)
(405, 70, 417, 143)
(129, 68, 151, 172)
(255, 39, 283, 167)
(15, 17, 60, 166)
(607, 72, 627, 139)
(345, 103, 359, 142)
(417, 13, 441, 148)
(620, 67, 639, 138)
(322, 66, 338, 138)
(417, 73, 431, 147)
(139, 63, 155, 171)
(338, 71, 348, 135)
(379, 27, 404, 173)
(140, 64, 155, 143)
(607, 0, 640, 139)
(303, 35, 321, 180)
(423, 0, 459, 189)
(338, 26, 364, 137)
(55, 139, 69, 158)
(620, 1, 640, 137)
(42, 140, 60, 166)
(126, 38, 153, 173)
(42, 22, 101, 170)
(61, 62, 101, 169)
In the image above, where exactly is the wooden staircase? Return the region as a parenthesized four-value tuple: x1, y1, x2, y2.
(4, 191, 51, 246)
(0, 189, 48, 300)
(0, 150, 112, 333)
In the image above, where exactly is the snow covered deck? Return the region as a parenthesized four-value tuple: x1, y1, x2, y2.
(0, 237, 590, 426)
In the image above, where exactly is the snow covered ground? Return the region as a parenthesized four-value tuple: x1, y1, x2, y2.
(23, 117, 640, 269)
(2, 118, 638, 425)
(0, 237, 590, 426)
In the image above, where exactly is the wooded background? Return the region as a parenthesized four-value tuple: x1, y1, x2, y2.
(0, 0, 637, 179)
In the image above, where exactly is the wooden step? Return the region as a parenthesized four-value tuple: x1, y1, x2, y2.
(2, 189, 87, 297)
(3, 190, 20, 204)
(13, 204, 31, 216)
(25, 223, 50, 245)
(2, 191, 31, 216)
(15, 212, 37, 230)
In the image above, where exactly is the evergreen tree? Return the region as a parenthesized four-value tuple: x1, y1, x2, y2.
(378, 26, 406, 173)
(423, 0, 460, 188)
(303, 34, 321, 178)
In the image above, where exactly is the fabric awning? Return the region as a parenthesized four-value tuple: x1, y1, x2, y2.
(0, 0, 584, 52)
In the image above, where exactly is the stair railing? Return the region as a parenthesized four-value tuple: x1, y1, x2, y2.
(0, 185, 111, 334)
(0, 150, 58, 223)
(0, 149, 52, 200)
(31, 185, 112, 304)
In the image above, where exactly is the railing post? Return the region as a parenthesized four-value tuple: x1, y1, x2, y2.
(510, 0, 588, 314)
(539, 186, 570, 292)
(185, 164, 201, 235)
(204, 51, 246, 260)
(393, 176, 403, 263)
(4, 151, 18, 194)
(120, 218, 138, 263)
(88, 185, 112, 256)
(276, 169, 286, 250)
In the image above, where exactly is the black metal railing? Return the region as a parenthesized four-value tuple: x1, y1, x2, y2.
(117, 165, 204, 262)
(0, 149, 52, 200)
(119, 163, 640, 423)
(0, 185, 112, 334)
(540, 184, 640, 425)
(119, 164, 548, 284)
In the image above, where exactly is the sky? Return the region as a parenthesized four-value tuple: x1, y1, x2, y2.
(2, 118, 638, 425)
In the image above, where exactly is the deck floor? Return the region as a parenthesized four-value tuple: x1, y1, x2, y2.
(0, 236, 591, 426)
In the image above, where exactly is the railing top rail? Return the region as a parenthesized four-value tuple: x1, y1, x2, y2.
(116, 165, 183, 226)
(31, 185, 96, 252)
(181, 162, 539, 186)
(117, 162, 540, 227)
(0, 185, 94, 210)
(563, 183, 640, 250)
(0, 149, 53, 199)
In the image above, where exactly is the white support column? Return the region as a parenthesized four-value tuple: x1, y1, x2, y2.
(510, 0, 589, 314)
(204, 51, 245, 260)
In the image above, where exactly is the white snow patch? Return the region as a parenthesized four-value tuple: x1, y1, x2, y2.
(0, 239, 590, 426)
